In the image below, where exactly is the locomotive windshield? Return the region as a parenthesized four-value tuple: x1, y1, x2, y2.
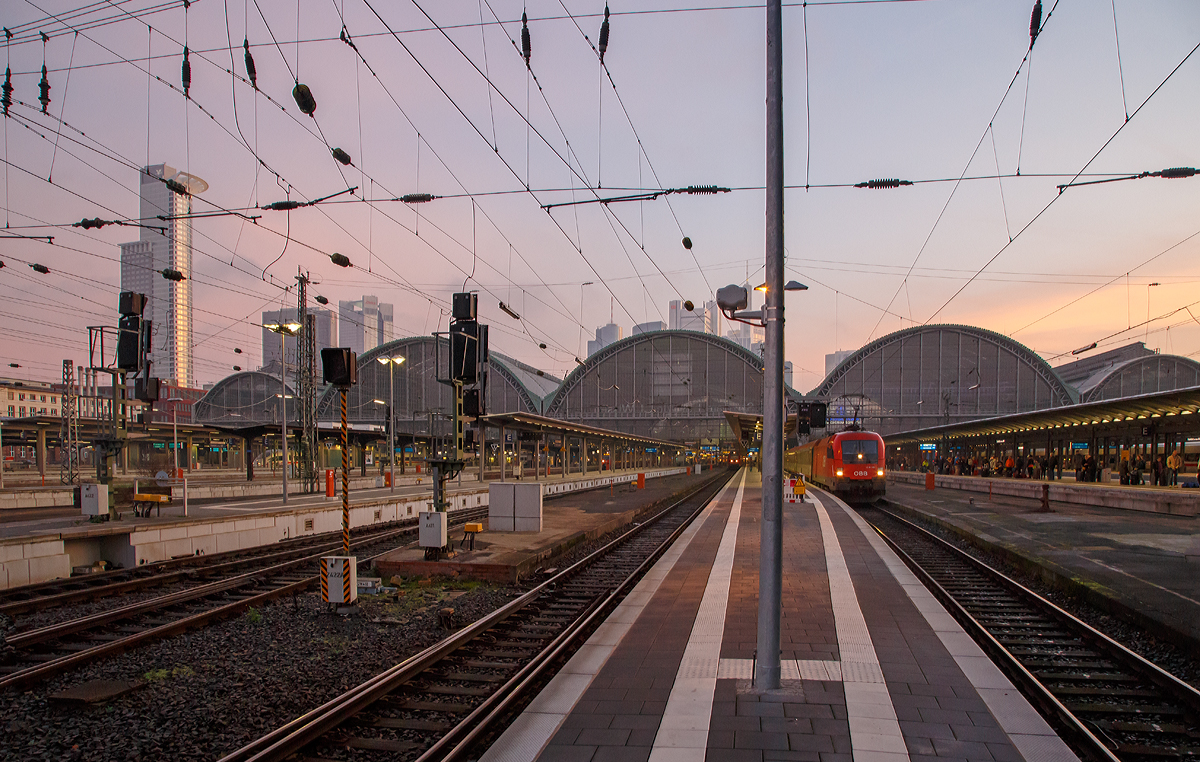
(840, 439, 879, 464)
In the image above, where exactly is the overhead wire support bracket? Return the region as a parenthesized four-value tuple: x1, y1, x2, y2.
(1057, 166, 1196, 193)
(72, 218, 167, 235)
(259, 186, 358, 211)
(540, 184, 730, 210)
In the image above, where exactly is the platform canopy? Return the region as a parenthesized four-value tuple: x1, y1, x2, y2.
(885, 385, 1200, 445)
(479, 411, 681, 452)
(722, 410, 799, 457)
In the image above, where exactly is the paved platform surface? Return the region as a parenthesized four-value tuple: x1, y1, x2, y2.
(377, 471, 719, 583)
(482, 469, 1079, 762)
(882, 480, 1200, 647)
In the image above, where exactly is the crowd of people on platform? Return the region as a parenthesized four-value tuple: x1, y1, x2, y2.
(889, 448, 1194, 487)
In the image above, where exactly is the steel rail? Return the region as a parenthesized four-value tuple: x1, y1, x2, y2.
(0, 514, 433, 617)
(866, 505, 1200, 762)
(218, 470, 734, 762)
(0, 507, 489, 689)
(432, 474, 728, 762)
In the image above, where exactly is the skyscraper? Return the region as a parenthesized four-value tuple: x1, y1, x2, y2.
(669, 300, 708, 332)
(587, 323, 623, 356)
(338, 296, 394, 355)
(120, 164, 207, 387)
(261, 307, 337, 370)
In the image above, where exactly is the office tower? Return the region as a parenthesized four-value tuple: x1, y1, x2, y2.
(120, 164, 207, 387)
(261, 307, 337, 369)
(338, 296, 394, 355)
(704, 300, 723, 337)
(587, 323, 624, 357)
(632, 320, 666, 336)
(825, 349, 853, 377)
(669, 300, 708, 332)
(784, 361, 794, 389)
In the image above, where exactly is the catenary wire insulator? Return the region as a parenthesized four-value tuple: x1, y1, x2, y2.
(331, 147, 353, 166)
(402, 193, 435, 203)
(339, 27, 357, 51)
(684, 185, 723, 194)
(30, 263, 50, 274)
(243, 39, 257, 90)
(521, 11, 532, 69)
(293, 82, 316, 115)
(1, 67, 12, 116)
(1029, 1, 1042, 50)
(854, 178, 913, 189)
(181, 46, 191, 98)
(263, 200, 302, 211)
(1155, 167, 1197, 179)
(73, 218, 108, 229)
(161, 268, 186, 281)
(38, 64, 50, 113)
(598, 5, 610, 63)
(165, 178, 191, 196)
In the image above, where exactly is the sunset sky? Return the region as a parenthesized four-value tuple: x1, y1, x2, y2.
(1, 0, 1198, 389)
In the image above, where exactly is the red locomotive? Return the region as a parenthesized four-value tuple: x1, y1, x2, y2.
(786, 429, 886, 500)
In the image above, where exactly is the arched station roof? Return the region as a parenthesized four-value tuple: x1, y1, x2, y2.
(1078, 354, 1200, 403)
(812, 324, 1076, 434)
(313, 336, 555, 435)
(544, 329, 770, 442)
(194, 371, 295, 428)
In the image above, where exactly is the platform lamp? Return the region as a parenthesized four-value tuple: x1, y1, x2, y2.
(164, 396, 187, 477)
(377, 355, 405, 492)
(264, 321, 302, 504)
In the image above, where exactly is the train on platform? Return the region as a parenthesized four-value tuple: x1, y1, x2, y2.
(785, 429, 887, 501)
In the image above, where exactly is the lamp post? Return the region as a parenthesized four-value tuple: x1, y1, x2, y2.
(264, 321, 302, 504)
(717, 270, 807, 690)
(165, 396, 186, 476)
(377, 355, 405, 492)
(372, 399, 391, 488)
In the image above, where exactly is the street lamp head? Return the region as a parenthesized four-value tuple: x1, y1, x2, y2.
(784, 280, 808, 291)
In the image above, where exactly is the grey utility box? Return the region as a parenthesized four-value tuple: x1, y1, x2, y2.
(489, 483, 542, 532)
(80, 484, 107, 516)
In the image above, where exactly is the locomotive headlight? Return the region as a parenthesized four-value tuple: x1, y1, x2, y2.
(877, 469, 884, 477)
(836, 469, 843, 477)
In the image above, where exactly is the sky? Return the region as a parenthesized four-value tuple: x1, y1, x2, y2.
(1, 0, 1198, 392)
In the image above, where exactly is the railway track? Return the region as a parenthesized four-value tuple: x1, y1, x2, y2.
(860, 504, 1200, 762)
(0, 513, 459, 618)
(0, 507, 489, 690)
(218, 469, 734, 762)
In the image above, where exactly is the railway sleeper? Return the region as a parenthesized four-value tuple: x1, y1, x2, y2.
(414, 683, 491, 697)
(1096, 719, 1192, 734)
(430, 671, 509, 683)
(1049, 686, 1162, 698)
(358, 716, 452, 733)
(383, 698, 473, 713)
(462, 659, 520, 669)
(1113, 741, 1200, 757)
(1064, 701, 1186, 716)
(1036, 671, 1138, 682)
(343, 736, 420, 752)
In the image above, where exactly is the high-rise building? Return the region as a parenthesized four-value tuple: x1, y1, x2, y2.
(784, 361, 794, 389)
(587, 323, 624, 357)
(632, 320, 666, 336)
(704, 300, 723, 338)
(120, 164, 207, 387)
(338, 296, 394, 355)
(669, 300, 708, 332)
(825, 349, 853, 377)
(724, 286, 764, 354)
(261, 307, 336, 370)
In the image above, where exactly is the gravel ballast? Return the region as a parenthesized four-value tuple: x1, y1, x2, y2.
(0, 582, 523, 762)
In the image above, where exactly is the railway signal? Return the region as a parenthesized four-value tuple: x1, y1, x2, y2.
(321, 347, 359, 611)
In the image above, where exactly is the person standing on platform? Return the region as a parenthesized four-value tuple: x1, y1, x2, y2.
(1168, 449, 1182, 486)
(1151, 455, 1163, 486)
(1133, 454, 1144, 486)
(1119, 453, 1130, 485)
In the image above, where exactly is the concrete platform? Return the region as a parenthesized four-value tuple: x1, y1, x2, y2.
(376, 471, 719, 584)
(881, 479, 1200, 649)
(889, 470, 1200, 516)
(0, 467, 690, 590)
(482, 469, 1079, 762)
